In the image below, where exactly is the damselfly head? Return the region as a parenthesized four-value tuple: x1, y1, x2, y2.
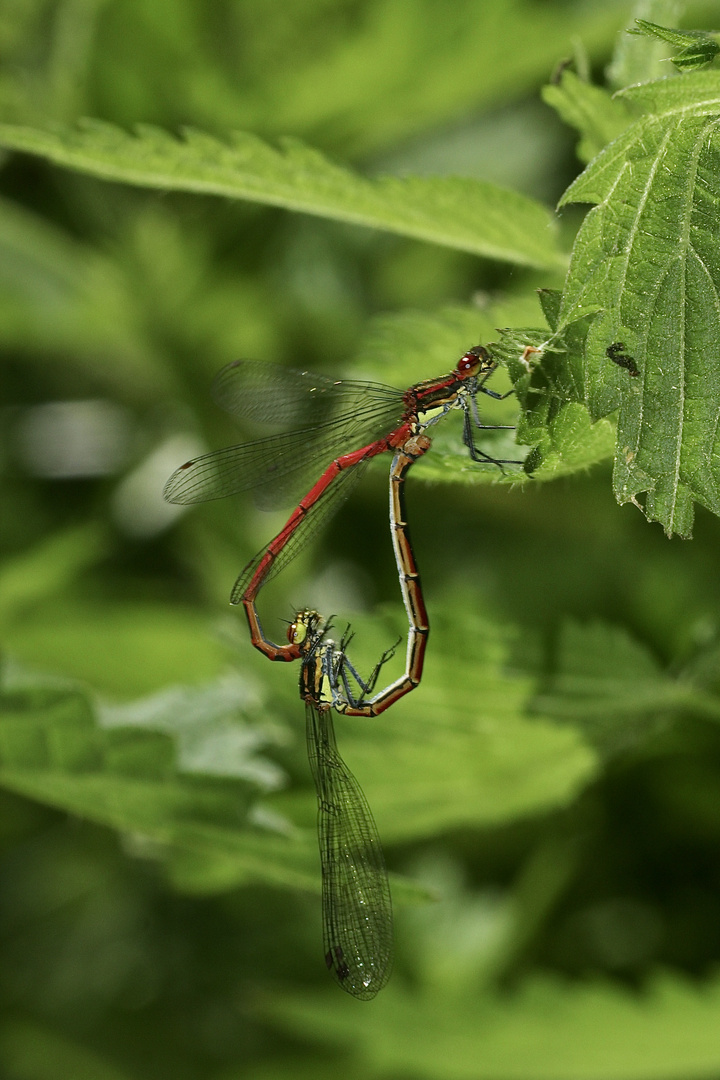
(287, 608, 321, 646)
(455, 344, 493, 381)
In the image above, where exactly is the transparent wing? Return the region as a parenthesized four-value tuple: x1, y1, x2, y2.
(212, 360, 400, 431)
(164, 363, 403, 511)
(305, 698, 393, 1000)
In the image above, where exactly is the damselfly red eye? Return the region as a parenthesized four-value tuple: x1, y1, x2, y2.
(455, 344, 492, 378)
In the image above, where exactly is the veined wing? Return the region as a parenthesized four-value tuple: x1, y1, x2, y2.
(163, 392, 402, 510)
(305, 698, 392, 1000)
(212, 359, 401, 431)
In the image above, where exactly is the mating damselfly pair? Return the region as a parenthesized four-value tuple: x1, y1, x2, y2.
(165, 347, 519, 998)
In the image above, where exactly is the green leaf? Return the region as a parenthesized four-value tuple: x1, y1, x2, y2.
(532, 620, 720, 756)
(0, 682, 256, 839)
(0, 120, 564, 268)
(542, 69, 635, 162)
(558, 71, 720, 536)
(99, 677, 281, 788)
(0, 673, 329, 895)
(1, 599, 598, 898)
(218, 1, 635, 157)
(2, 601, 230, 697)
(271, 970, 720, 1080)
(0, 601, 596, 899)
(607, 0, 686, 89)
(354, 304, 506, 385)
(493, 303, 616, 478)
(630, 20, 720, 72)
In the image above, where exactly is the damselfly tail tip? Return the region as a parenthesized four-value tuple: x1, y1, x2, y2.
(324, 944, 391, 1000)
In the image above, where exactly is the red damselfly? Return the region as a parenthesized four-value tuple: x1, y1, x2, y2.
(243, 433, 431, 710)
(164, 347, 516, 657)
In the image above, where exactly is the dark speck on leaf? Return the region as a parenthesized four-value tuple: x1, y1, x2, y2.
(606, 342, 639, 377)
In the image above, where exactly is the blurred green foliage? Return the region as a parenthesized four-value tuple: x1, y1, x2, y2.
(4, 1, 720, 1078)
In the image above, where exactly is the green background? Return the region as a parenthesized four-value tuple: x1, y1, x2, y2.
(3, 2, 720, 1078)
